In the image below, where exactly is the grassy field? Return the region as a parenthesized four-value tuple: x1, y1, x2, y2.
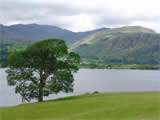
(1, 92, 160, 120)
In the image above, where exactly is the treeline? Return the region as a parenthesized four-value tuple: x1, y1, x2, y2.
(0, 41, 26, 67)
(80, 63, 160, 70)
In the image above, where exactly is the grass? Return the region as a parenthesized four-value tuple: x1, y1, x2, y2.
(1, 92, 160, 120)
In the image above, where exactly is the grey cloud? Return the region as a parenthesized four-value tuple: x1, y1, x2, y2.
(0, 0, 98, 19)
(1, 0, 160, 31)
(95, 14, 160, 28)
(0, 0, 99, 29)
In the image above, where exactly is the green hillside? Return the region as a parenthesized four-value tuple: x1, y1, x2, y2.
(1, 92, 159, 120)
(71, 26, 160, 64)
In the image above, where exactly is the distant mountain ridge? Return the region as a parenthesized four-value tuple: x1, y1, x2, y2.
(0, 24, 110, 45)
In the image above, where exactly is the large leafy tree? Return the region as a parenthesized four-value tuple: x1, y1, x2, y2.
(6, 39, 80, 102)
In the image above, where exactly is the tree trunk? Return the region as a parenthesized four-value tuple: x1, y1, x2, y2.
(38, 69, 48, 102)
(38, 85, 43, 102)
(38, 77, 44, 102)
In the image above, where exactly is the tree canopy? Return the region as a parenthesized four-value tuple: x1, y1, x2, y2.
(6, 39, 80, 102)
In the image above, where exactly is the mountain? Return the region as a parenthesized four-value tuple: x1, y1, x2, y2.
(71, 26, 160, 64)
(1, 24, 160, 66)
(0, 24, 109, 67)
(0, 24, 109, 45)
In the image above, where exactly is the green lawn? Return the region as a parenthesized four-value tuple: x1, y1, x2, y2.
(1, 92, 160, 120)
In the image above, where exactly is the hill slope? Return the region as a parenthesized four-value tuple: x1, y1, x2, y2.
(71, 26, 160, 64)
(1, 92, 159, 120)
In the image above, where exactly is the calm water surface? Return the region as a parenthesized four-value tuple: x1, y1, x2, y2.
(0, 68, 160, 106)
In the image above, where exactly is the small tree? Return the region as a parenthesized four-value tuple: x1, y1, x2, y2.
(6, 39, 80, 102)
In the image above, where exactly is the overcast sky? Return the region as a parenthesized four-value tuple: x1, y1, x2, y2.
(1, 0, 160, 32)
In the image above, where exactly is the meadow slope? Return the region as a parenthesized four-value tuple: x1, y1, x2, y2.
(1, 92, 160, 120)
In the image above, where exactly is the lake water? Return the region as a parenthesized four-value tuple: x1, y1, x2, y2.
(0, 68, 160, 106)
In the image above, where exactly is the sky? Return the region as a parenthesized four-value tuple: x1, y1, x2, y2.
(1, 0, 160, 32)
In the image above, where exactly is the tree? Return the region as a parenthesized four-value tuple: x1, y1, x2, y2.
(6, 39, 80, 102)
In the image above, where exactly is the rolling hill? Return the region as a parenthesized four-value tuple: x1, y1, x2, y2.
(71, 26, 160, 64)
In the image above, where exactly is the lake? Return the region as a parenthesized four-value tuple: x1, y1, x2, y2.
(0, 68, 160, 106)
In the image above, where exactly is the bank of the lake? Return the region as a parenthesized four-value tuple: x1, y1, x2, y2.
(1, 64, 160, 70)
(80, 64, 160, 70)
(0, 92, 160, 120)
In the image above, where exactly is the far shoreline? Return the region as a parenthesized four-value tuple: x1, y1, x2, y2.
(80, 64, 160, 70)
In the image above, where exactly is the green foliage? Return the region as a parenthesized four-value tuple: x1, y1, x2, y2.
(6, 39, 80, 102)
(1, 92, 159, 120)
(0, 42, 10, 67)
